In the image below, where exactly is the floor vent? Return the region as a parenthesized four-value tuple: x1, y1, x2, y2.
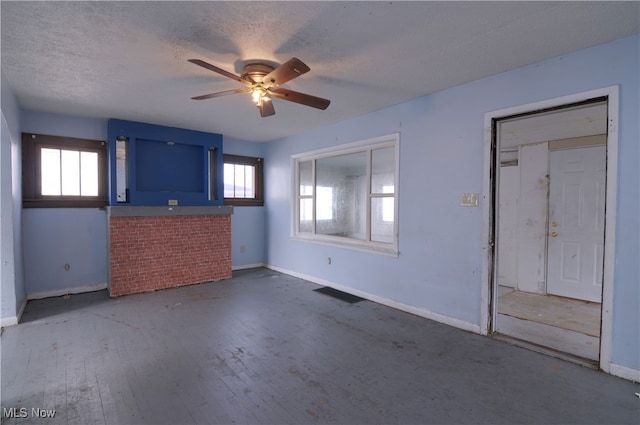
(313, 286, 365, 304)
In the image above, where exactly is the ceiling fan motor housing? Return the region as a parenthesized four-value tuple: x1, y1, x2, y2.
(241, 63, 276, 84)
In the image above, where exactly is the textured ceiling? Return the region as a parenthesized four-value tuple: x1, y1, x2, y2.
(1, 1, 638, 142)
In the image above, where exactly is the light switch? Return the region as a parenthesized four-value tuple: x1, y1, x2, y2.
(460, 193, 479, 207)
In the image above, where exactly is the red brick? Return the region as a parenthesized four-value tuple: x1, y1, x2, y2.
(109, 214, 232, 297)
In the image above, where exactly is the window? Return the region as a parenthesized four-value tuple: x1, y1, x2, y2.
(22, 133, 108, 208)
(292, 134, 399, 254)
(223, 154, 264, 206)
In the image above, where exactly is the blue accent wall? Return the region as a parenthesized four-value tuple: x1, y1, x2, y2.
(107, 119, 223, 206)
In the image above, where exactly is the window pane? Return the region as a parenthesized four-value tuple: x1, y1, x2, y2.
(315, 152, 367, 239)
(381, 186, 394, 222)
(371, 197, 394, 243)
(299, 198, 313, 232)
(41, 148, 61, 195)
(224, 163, 235, 197)
(244, 165, 255, 198)
(41, 148, 99, 197)
(299, 160, 312, 195)
(316, 186, 333, 220)
(371, 147, 395, 194)
(234, 164, 246, 197)
(224, 163, 256, 199)
(80, 151, 98, 196)
(61, 150, 80, 195)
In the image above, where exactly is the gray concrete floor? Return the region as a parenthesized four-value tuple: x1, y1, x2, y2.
(1, 267, 638, 425)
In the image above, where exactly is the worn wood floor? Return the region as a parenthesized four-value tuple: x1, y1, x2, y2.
(2, 268, 638, 424)
(496, 287, 602, 361)
(498, 290, 601, 336)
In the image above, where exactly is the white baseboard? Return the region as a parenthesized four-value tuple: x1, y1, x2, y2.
(17, 296, 26, 322)
(0, 316, 18, 328)
(266, 264, 481, 334)
(27, 283, 108, 301)
(232, 263, 265, 271)
(609, 363, 640, 383)
(266, 265, 640, 383)
(1, 297, 28, 328)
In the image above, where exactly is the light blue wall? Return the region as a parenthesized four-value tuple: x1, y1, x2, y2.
(21, 112, 109, 296)
(23, 110, 108, 141)
(223, 136, 266, 269)
(23, 208, 108, 294)
(5, 36, 638, 372)
(1, 69, 25, 324)
(264, 35, 639, 371)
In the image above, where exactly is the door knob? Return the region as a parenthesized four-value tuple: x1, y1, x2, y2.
(551, 231, 558, 237)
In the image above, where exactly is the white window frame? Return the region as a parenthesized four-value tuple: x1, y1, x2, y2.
(290, 133, 399, 256)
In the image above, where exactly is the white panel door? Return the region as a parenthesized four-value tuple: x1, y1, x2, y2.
(547, 146, 606, 302)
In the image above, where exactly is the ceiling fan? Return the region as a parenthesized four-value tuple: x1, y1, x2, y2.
(188, 57, 331, 118)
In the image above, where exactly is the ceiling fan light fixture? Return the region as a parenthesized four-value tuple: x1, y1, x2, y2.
(189, 57, 330, 117)
(251, 89, 263, 105)
(252, 88, 272, 106)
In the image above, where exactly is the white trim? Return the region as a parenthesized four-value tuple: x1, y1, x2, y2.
(599, 86, 619, 374)
(291, 133, 400, 160)
(232, 263, 265, 271)
(16, 296, 26, 321)
(290, 133, 400, 254)
(609, 363, 640, 383)
(481, 86, 619, 373)
(266, 264, 480, 334)
(1, 297, 27, 328)
(290, 234, 400, 257)
(1, 316, 18, 328)
(480, 109, 494, 335)
(27, 283, 108, 300)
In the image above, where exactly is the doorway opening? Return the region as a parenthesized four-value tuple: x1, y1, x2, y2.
(482, 87, 619, 371)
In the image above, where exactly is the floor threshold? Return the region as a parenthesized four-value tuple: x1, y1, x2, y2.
(491, 332, 599, 370)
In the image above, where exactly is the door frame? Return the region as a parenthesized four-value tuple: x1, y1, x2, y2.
(480, 86, 619, 374)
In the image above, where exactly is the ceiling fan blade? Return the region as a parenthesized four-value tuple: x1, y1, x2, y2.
(259, 98, 276, 117)
(191, 88, 248, 101)
(188, 59, 251, 87)
(270, 87, 330, 110)
(262, 58, 310, 88)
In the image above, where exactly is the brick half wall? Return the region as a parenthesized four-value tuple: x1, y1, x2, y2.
(109, 214, 231, 296)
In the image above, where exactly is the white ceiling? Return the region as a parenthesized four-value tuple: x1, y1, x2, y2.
(1, 1, 638, 143)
